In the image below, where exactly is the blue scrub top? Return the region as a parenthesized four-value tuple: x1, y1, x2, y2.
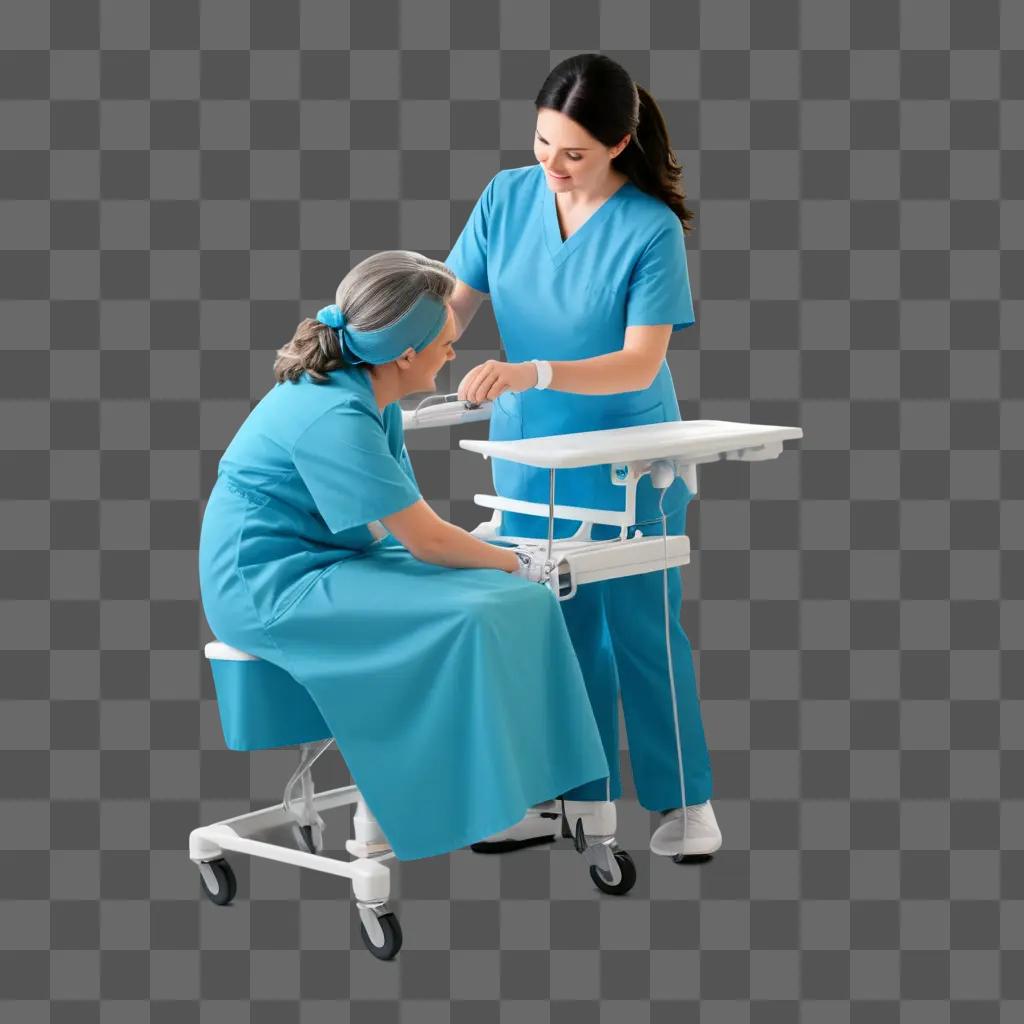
(444, 163, 695, 521)
(202, 366, 422, 628)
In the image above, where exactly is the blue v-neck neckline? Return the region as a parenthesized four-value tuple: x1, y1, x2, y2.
(541, 174, 632, 269)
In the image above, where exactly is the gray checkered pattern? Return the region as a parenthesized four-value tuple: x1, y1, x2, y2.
(1, 0, 1021, 1019)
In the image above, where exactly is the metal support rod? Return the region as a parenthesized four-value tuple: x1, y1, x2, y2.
(547, 468, 555, 562)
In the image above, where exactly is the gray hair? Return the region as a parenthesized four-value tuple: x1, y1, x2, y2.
(273, 251, 455, 384)
(336, 250, 456, 331)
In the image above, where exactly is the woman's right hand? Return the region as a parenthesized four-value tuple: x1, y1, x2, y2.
(382, 499, 529, 575)
(457, 359, 537, 404)
(510, 548, 557, 583)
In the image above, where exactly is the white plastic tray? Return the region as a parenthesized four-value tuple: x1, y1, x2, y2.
(460, 420, 803, 469)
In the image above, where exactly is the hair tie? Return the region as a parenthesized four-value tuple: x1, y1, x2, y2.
(316, 304, 346, 330)
(312, 292, 447, 367)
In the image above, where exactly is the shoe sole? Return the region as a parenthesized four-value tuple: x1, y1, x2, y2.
(685, 837, 721, 857)
(651, 834, 722, 858)
(674, 851, 715, 864)
(470, 833, 557, 854)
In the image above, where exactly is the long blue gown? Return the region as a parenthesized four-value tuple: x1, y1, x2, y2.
(198, 365, 609, 860)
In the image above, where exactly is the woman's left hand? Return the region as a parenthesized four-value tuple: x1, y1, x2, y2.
(457, 360, 538, 404)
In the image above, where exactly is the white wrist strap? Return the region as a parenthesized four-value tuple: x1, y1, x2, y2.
(531, 359, 553, 390)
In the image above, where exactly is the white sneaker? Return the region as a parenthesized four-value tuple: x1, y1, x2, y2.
(649, 801, 722, 858)
(470, 799, 616, 852)
(345, 800, 391, 858)
(470, 800, 561, 852)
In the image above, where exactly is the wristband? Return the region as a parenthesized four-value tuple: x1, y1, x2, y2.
(531, 359, 553, 390)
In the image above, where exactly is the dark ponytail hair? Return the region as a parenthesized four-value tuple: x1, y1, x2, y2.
(535, 53, 694, 234)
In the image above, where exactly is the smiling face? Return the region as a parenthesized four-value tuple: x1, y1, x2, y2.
(533, 108, 630, 195)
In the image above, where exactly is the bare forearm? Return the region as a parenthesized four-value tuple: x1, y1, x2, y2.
(545, 350, 655, 395)
(414, 521, 518, 573)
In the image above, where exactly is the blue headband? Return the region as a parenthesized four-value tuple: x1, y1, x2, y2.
(315, 292, 447, 367)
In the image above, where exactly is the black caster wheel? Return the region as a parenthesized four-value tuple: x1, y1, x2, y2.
(360, 912, 403, 960)
(198, 858, 237, 906)
(589, 849, 637, 896)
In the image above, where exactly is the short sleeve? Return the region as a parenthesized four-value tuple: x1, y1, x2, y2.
(445, 174, 495, 294)
(381, 401, 419, 490)
(625, 218, 695, 332)
(292, 403, 421, 535)
(398, 444, 417, 488)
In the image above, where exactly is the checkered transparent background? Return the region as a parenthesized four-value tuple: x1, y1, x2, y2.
(1, 0, 1022, 1020)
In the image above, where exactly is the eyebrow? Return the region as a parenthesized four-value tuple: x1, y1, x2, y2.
(535, 131, 590, 150)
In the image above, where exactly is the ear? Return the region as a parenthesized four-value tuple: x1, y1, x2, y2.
(612, 133, 631, 159)
(395, 347, 417, 369)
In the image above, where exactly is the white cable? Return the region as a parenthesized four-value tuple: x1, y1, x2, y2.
(409, 392, 453, 425)
(656, 476, 688, 853)
(412, 393, 446, 414)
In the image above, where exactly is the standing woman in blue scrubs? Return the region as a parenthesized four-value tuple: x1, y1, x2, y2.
(445, 53, 721, 859)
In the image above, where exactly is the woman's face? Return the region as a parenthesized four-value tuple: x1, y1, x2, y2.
(401, 303, 457, 394)
(533, 108, 629, 194)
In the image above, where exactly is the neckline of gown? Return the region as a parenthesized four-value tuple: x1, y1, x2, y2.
(315, 364, 387, 425)
(541, 169, 633, 268)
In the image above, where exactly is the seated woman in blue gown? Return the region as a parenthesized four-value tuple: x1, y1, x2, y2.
(197, 250, 609, 861)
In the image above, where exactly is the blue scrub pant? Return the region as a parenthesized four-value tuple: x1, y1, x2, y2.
(517, 505, 714, 811)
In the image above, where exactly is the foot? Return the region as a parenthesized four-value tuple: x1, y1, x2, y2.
(470, 800, 561, 853)
(345, 801, 391, 858)
(649, 800, 722, 858)
(470, 799, 616, 853)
